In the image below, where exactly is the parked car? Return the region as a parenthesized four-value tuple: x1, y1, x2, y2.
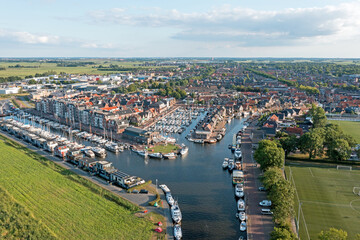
(258, 186, 266, 191)
(259, 200, 272, 207)
(140, 189, 148, 194)
(132, 189, 139, 194)
(261, 209, 273, 215)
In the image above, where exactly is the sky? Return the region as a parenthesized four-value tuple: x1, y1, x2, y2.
(1, 0, 360, 58)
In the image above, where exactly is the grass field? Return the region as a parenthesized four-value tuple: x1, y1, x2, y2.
(285, 162, 360, 239)
(0, 60, 175, 78)
(329, 120, 360, 143)
(0, 135, 153, 240)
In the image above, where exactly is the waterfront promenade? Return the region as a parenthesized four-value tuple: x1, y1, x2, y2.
(242, 119, 273, 240)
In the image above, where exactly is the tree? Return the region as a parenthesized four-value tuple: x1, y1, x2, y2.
(254, 140, 285, 170)
(309, 104, 327, 128)
(318, 228, 347, 240)
(299, 128, 324, 160)
(271, 227, 297, 240)
(262, 167, 283, 191)
(28, 79, 37, 85)
(280, 135, 298, 157)
(327, 138, 351, 162)
(269, 178, 295, 224)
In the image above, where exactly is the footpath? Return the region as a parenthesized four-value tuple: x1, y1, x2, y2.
(0, 131, 174, 240)
(242, 119, 274, 240)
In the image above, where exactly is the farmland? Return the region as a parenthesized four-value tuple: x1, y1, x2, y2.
(285, 162, 360, 239)
(0, 135, 153, 240)
(0, 60, 175, 78)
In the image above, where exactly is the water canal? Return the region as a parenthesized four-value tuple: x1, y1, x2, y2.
(107, 117, 247, 240)
(10, 114, 247, 239)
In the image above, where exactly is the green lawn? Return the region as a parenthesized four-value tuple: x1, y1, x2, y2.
(285, 162, 360, 239)
(0, 135, 153, 240)
(148, 144, 180, 154)
(329, 120, 360, 143)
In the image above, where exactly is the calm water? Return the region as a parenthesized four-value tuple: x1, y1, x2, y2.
(107, 117, 246, 240)
(12, 115, 246, 239)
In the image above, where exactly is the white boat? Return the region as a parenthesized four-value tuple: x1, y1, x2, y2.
(164, 152, 177, 160)
(105, 142, 120, 153)
(237, 199, 245, 211)
(228, 159, 235, 172)
(137, 150, 148, 157)
(194, 139, 204, 144)
(159, 184, 171, 194)
(174, 224, 182, 240)
(171, 203, 182, 223)
(166, 193, 175, 206)
(44, 141, 58, 152)
(180, 145, 188, 156)
(92, 147, 106, 158)
(234, 149, 242, 160)
(240, 221, 247, 232)
(235, 184, 244, 198)
(222, 158, 229, 169)
(148, 152, 163, 159)
(84, 149, 95, 158)
(238, 212, 246, 222)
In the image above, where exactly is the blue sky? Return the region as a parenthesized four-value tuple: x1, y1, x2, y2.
(1, 0, 360, 57)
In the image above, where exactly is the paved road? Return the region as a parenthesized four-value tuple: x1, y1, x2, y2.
(242, 120, 273, 240)
(0, 131, 175, 239)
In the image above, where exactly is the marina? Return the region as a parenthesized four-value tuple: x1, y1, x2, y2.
(1, 113, 249, 239)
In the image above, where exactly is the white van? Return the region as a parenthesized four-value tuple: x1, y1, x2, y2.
(261, 209, 273, 215)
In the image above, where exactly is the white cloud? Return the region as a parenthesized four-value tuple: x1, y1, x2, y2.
(87, 1, 360, 47)
(0, 29, 60, 44)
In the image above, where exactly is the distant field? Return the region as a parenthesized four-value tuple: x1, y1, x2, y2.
(285, 162, 360, 239)
(0, 135, 153, 240)
(329, 120, 360, 143)
(0, 60, 175, 78)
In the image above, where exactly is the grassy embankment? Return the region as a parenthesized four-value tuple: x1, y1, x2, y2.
(0, 134, 153, 240)
(285, 163, 360, 239)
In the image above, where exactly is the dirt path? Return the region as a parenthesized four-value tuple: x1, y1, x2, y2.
(242, 120, 273, 240)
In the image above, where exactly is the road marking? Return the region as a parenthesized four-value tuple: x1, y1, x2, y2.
(308, 168, 314, 177)
(301, 200, 356, 208)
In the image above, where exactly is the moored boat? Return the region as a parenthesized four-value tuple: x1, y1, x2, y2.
(92, 147, 107, 158)
(234, 148, 242, 160)
(171, 203, 182, 223)
(222, 158, 229, 169)
(164, 152, 177, 160)
(180, 145, 188, 156)
(84, 149, 95, 158)
(237, 199, 245, 211)
(148, 152, 163, 159)
(166, 193, 175, 206)
(174, 224, 182, 240)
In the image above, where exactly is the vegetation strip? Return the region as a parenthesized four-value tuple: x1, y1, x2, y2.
(0, 134, 153, 240)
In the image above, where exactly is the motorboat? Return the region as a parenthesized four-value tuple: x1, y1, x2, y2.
(222, 158, 229, 169)
(228, 159, 235, 172)
(83, 148, 95, 158)
(235, 184, 244, 198)
(44, 141, 58, 152)
(159, 184, 171, 194)
(240, 221, 247, 232)
(166, 193, 175, 206)
(237, 199, 245, 211)
(92, 147, 106, 158)
(234, 149, 242, 160)
(174, 224, 182, 240)
(171, 203, 182, 223)
(235, 160, 242, 170)
(238, 212, 246, 222)
(194, 139, 204, 144)
(104, 142, 121, 153)
(164, 152, 177, 160)
(180, 145, 188, 156)
(137, 150, 148, 158)
(148, 152, 163, 159)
